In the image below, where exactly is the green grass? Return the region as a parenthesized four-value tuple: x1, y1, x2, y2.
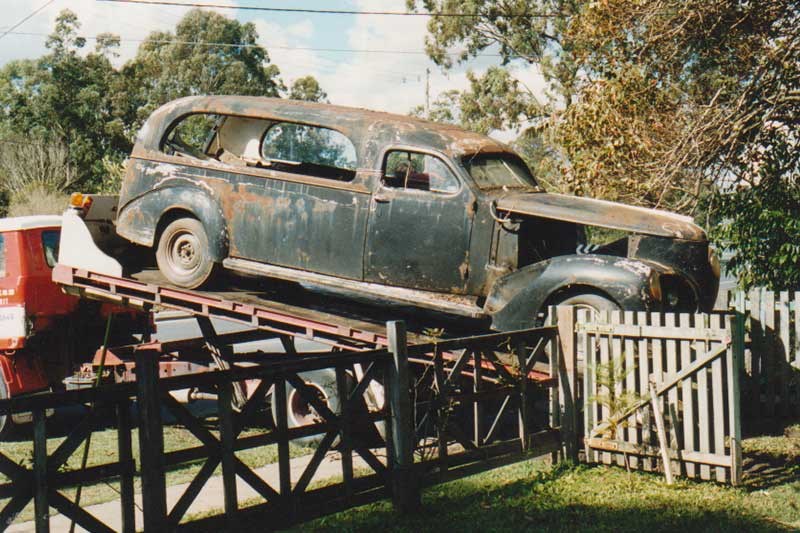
(288, 424, 800, 532)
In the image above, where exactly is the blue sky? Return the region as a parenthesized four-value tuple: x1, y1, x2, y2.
(0, 0, 546, 138)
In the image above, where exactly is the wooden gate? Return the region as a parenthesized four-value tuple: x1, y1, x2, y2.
(564, 309, 743, 484)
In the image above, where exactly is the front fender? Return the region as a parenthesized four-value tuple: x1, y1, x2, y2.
(485, 255, 661, 330)
(116, 181, 229, 261)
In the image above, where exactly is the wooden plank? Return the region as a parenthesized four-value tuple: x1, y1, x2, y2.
(545, 308, 558, 461)
(664, 312, 680, 475)
(779, 291, 790, 418)
(750, 288, 762, 417)
(580, 308, 595, 463)
(576, 323, 729, 341)
(710, 314, 727, 482)
(679, 313, 696, 478)
(273, 376, 292, 507)
(624, 310, 638, 470)
(218, 381, 238, 526)
(727, 314, 744, 485)
(650, 312, 663, 465)
(610, 311, 625, 467)
(116, 401, 136, 533)
(764, 291, 776, 418)
(735, 292, 751, 414)
(794, 291, 800, 415)
(598, 310, 611, 465)
(585, 437, 734, 467)
(650, 381, 673, 484)
(637, 311, 652, 471)
(556, 306, 578, 461)
(386, 320, 420, 512)
(335, 365, 354, 502)
(33, 409, 49, 533)
(696, 313, 711, 480)
(134, 349, 167, 530)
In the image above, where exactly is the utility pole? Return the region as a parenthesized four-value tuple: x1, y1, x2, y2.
(425, 67, 430, 115)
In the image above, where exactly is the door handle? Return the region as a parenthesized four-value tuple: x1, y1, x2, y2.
(373, 195, 391, 204)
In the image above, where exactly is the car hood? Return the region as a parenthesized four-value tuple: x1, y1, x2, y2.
(495, 192, 706, 242)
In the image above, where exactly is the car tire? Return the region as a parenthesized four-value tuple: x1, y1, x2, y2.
(0, 375, 11, 439)
(156, 217, 218, 289)
(272, 369, 343, 448)
(555, 292, 620, 318)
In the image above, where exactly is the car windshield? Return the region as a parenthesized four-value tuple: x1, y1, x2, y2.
(462, 154, 539, 191)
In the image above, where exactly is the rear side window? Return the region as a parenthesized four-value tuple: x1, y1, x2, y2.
(42, 230, 59, 268)
(261, 122, 357, 181)
(0, 234, 5, 277)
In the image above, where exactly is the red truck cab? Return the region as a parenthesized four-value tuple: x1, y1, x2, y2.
(0, 216, 75, 401)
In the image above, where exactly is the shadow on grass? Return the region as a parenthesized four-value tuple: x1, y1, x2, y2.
(290, 463, 793, 533)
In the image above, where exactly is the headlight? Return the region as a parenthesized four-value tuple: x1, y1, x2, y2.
(648, 272, 662, 301)
(709, 247, 721, 279)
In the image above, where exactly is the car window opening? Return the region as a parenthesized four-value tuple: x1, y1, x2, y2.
(161, 114, 358, 182)
(382, 150, 459, 194)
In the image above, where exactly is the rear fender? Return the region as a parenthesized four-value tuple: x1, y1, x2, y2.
(485, 255, 660, 330)
(116, 182, 229, 261)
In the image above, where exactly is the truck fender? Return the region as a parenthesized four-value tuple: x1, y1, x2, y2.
(484, 255, 660, 331)
(116, 181, 229, 262)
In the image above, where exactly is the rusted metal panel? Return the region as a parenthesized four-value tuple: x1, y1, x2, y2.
(496, 193, 706, 242)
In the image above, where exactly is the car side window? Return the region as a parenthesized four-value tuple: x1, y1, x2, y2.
(382, 151, 459, 193)
(261, 122, 357, 181)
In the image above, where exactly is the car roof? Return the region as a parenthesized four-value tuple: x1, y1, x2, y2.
(134, 95, 511, 164)
(0, 215, 62, 233)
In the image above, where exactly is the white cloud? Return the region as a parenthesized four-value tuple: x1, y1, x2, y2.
(0, 0, 236, 67)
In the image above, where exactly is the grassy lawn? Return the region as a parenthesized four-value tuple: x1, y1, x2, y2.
(291, 423, 800, 532)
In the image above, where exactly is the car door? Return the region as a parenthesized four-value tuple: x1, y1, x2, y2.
(364, 149, 474, 293)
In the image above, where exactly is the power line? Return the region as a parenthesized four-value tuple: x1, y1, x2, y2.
(96, 0, 560, 18)
(5, 30, 514, 58)
(0, 0, 56, 42)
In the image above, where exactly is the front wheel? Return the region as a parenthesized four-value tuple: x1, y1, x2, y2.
(156, 217, 218, 289)
(555, 293, 620, 319)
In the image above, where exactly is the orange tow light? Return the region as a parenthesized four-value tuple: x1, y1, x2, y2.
(69, 193, 93, 213)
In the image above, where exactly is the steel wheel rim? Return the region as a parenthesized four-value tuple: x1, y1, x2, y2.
(167, 230, 201, 276)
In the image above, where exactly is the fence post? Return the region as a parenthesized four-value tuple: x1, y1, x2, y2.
(135, 349, 167, 532)
(556, 305, 579, 461)
(218, 379, 238, 528)
(387, 320, 420, 513)
(32, 408, 49, 533)
(116, 400, 136, 533)
(727, 313, 744, 485)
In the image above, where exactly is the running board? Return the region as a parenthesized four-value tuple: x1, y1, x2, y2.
(223, 258, 487, 319)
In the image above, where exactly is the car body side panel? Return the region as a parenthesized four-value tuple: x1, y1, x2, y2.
(230, 174, 369, 279)
(485, 255, 661, 330)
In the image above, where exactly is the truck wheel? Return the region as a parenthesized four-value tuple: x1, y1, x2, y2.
(0, 376, 10, 439)
(272, 369, 343, 447)
(156, 217, 218, 289)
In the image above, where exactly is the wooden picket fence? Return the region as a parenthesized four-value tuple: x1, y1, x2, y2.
(720, 289, 800, 419)
(563, 309, 743, 484)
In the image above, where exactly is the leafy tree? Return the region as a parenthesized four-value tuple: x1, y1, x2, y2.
(0, 10, 129, 191)
(288, 76, 328, 102)
(412, 0, 800, 288)
(120, 9, 283, 128)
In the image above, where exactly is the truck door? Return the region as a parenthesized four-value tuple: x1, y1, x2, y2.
(364, 149, 474, 293)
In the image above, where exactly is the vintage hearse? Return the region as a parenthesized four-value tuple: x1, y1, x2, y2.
(114, 96, 719, 330)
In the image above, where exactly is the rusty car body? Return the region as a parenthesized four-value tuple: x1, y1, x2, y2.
(115, 95, 719, 330)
